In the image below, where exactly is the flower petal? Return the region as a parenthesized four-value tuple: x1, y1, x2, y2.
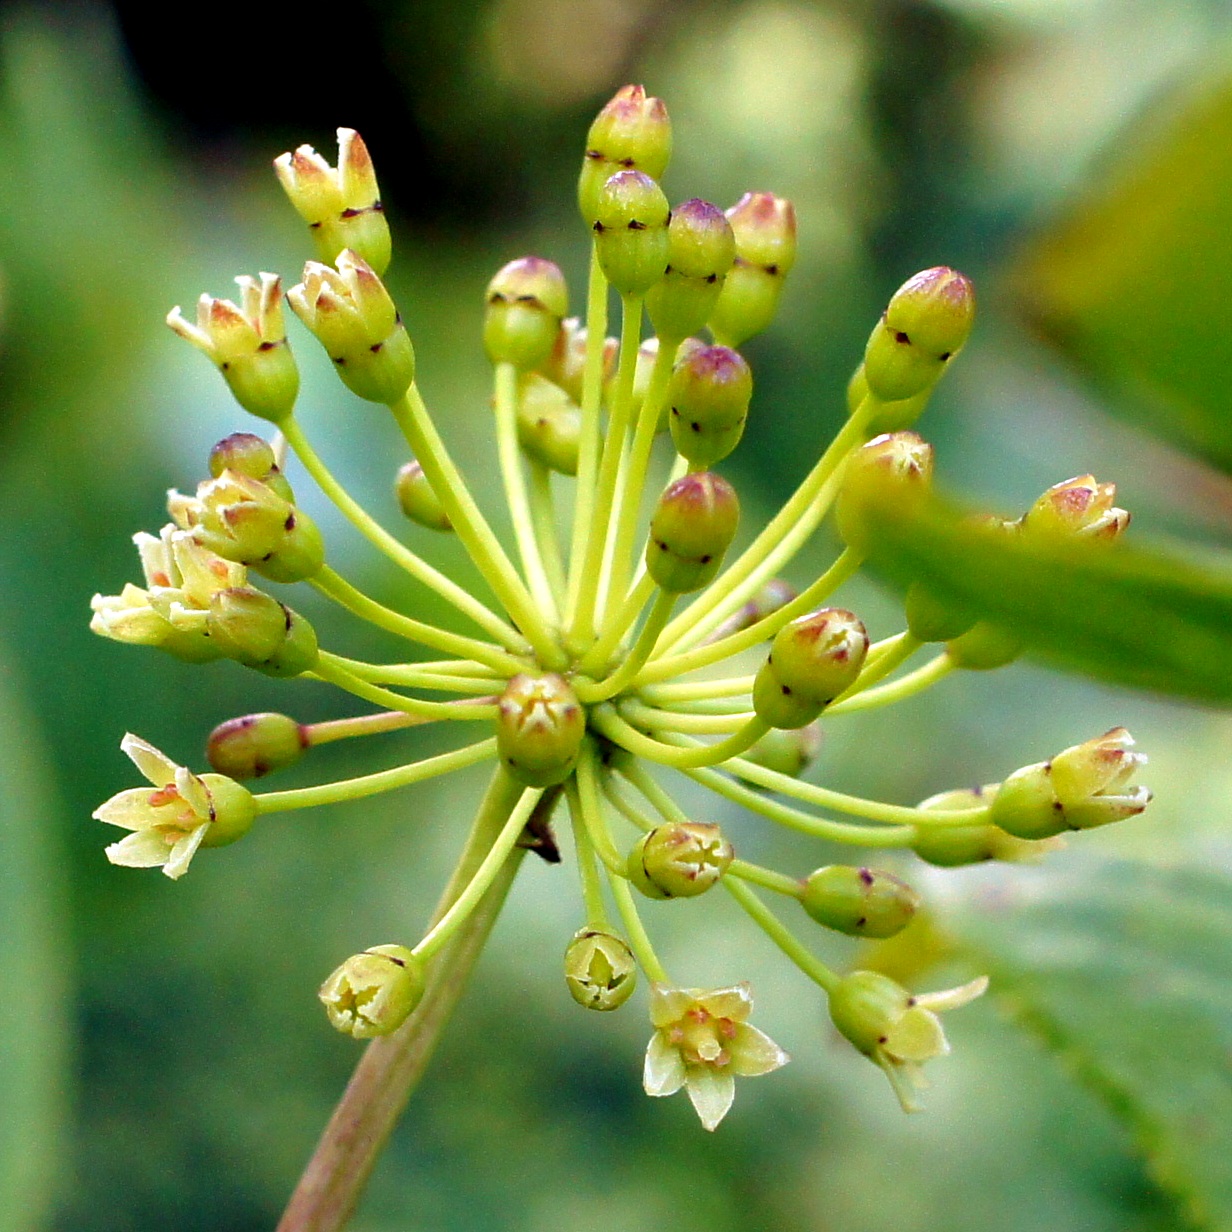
(697, 983, 754, 1022)
(643, 1032, 687, 1097)
(729, 1024, 789, 1077)
(175, 766, 212, 821)
(913, 975, 988, 1013)
(648, 983, 699, 1028)
(162, 823, 209, 879)
(105, 828, 174, 869)
(93, 787, 162, 830)
(885, 1007, 948, 1062)
(874, 1052, 928, 1114)
(121, 733, 178, 787)
(685, 1068, 736, 1131)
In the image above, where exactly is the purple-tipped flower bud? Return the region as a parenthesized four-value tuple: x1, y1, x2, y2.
(208, 433, 294, 501)
(646, 472, 740, 593)
(800, 865, 919, 939)
(206, 588, 319, 677)
(274, 128, 391, 275)
(517, 374, 582, 475)
(1020, 475, 1130, 542)
(538, 316, 617, 404)
(646, 199, 736, 340)
(564, 927, 638, 1011)
(319, 944, 425, 1039)
(863, 267, 975, 402)
(483, 256, 569, 370)
(206, 711, 308, 780)
(627, 822, 733, 900)
(912, 786, 1063, 866)
(736, 722, 822, 781)
(753, 608, 869, 729)
(708, 193, 797, 346)
(496, 673, 586, 787)
(592, 171, 671, 297)
(836, 431, 934, 550)
(578, 84, 672, 225)
(667, 344, 752, 467)
(396, 459, 452, 531)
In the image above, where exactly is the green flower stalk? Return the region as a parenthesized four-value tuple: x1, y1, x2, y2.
(91, 93, 1158, 1225)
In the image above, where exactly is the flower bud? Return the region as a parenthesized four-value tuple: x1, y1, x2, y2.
(836, 431, 933, 549)
(207, 432, 293, 502)
(646, 199, 736, 340)
(847, 364, 932, 435)
(627, 822, 733, 900)
(753, 608, 868, 729)
(578, 84, 672, 225)
(184, 471, 325, 584)
(911, 786, 1062, 866)
(206, 711, 308, 780)
(1019, 475, 1129, 542)
(592, 170, 671, 297)
(828, 970, 909, 1058)
(946, 622, 1023, 671)
(395, 459, 452, 531)
(904, 582, 976, 644)
(496, 673, 586, 787)
(287, 250, 415, 404)
(707, 193, 797, 346)
(800, 865, 919, 939)
(483, 256, 569, 370)
(274, 128, 391, 274)
(645, 472, 740, 593)
(667, 344, 752, 467)
(517, 374, 582, 475)
(736, 723, 822, 781)
(166, 273, 299, 422)
(206, 588, 319, 677)
(863, 267, 975, 402)
(564, 927, 638, 1010)
(538, 316, 617, 404)
(708, 577, 797, 641)
(319, 944, 425, 1039)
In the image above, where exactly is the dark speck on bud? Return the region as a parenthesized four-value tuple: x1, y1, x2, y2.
(628, 822, 733, 899)
(564, 927, 638, 1010)
(578, 84, 672, 225)
(646, 199, 736, 341)
(593, 170, 671, 297)
(800, 865, 919, 938)
(496, 673, 586, 787)
(753, 608, 869, 728)
(206, 711, 307, 780)
(666, 344, 752, 467)
(483, 257, 569, 370)
(646, 471, 740, 593)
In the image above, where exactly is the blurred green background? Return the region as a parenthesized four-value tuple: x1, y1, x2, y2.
(3, 1, 1232, 1229)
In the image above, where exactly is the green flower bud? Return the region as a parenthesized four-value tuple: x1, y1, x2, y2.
(829, 969, 910, 1057)
(863, 267, 975, 402)
(496, 673, 586, 787)
(911, 785, 1061, 866)
(318, 944, 425, 1039)
(708, 577, 798, 641)
(166, 273, 299, 423)
(904, 582, 976, 644)
(395, 459, 452, 531)
(517, 374, 582, 475)
(578, 84, 672, 225)
(287, 250, 415, 404)
(800, 865, 919, 939)
(274, 128, 391, 275)
(946, 622, 1023, 671)
(564, 927, 638, 1011)
(708, 192, 797, 346)
(627, 822, 733, 900)
(196, 773, 257, 847)
(667, 344, 752, 467)
(206, 587, 319, 677)
(592, 170, 671, 297)
(752, 608, 868, 728)
(538, 316, 617, 404)
(645, 472, 740, 593)
(1020, 475, 1129, 541)
(735, 722, 822, 781)
(836, 431, 934, 550)
(483, 256, 569, 370)
(186, 471, 325, 584)
(987, 761, 1062, 840)
(207, 432, 293, 502)
(646, 199, 736, 340)
(206, 711, 307, 780)
(847, 364, 932, 435)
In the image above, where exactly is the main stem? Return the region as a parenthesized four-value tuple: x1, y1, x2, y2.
(276, 768, 528, 1232)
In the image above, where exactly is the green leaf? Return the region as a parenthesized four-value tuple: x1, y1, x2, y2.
(855, 485, 1232, 703)
(947, 858, 1232, 1232)
(0, 649, 71, 1232)
(1011, 67, 1232, 475)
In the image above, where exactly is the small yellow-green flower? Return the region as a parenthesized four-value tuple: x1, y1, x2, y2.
(643, 983, 788, 1130)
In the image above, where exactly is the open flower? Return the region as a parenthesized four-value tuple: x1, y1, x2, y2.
(643, 983, 788, 1130)
(829, 971, 988, 1112)
(93, 734, 255, 880)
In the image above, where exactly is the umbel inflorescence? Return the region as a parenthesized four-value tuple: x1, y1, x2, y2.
(91, 88, 1152, 1128)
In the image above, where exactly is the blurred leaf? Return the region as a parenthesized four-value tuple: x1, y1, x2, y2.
(0, 649, 70, 1232)
(947, 858, 1232, 1232)
(1012, 65, 1232, 476)
(856, 485, 1232, 702)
